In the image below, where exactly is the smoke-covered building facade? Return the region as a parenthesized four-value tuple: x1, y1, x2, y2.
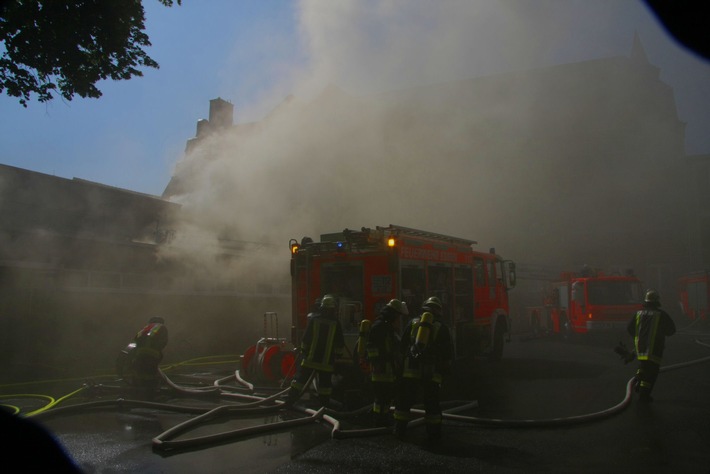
(167, 37, 697, 320)
(0, 36, 704, 379)
(0, 164, 288, 380)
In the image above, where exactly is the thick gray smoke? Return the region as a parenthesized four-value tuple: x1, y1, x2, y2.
(163, 1, 692, 303)
(3, 1, 702, 382)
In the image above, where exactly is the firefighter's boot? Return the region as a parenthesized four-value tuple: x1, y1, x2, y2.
(426, 423, 442, 443)
(638, 383, 654, 403)
(393, 420, 408, 439)
(638, 393, 654, 403)
(382, 411, 394, 428)
(373, 409, 392, 428)
(281, 387, 299, 409)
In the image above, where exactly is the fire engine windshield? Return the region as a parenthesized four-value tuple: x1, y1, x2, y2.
(586, 280, 643, 305)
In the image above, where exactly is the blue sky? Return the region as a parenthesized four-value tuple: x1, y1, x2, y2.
(1, 0, 708, 197)
(0, 1, 302, 195)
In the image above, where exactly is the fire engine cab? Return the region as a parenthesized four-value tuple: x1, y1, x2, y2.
(679, 270, 709, 324)
(529, 268, 643, 337)
(289, 225, 517, 364)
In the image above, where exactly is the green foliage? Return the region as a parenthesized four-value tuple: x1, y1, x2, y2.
(0, 0, 181, 107)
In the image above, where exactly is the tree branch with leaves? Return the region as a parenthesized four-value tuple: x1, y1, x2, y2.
(0, 0, 181, 107)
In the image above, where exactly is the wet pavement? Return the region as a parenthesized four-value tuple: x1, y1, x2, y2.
(3, 328, 710, 473)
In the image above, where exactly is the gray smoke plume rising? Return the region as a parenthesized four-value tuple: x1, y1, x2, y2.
(163, 0, 693, 299)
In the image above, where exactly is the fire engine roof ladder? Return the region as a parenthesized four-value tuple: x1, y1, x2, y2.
(378, 224, 478, 247)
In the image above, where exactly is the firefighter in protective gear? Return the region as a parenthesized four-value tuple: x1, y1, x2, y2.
(626, 289, 676, 403)
(393, 296, 453, 441)
(116, 317, 168, 389)
(284, 295, 345, 408)
(354, 318, 372, 371)
(366, 298, 408, 427)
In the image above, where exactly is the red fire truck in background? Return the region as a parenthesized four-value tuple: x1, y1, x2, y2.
(289, 225, 517, 363)
(679, 270, 709, 324)
(528, 267, 643, 338)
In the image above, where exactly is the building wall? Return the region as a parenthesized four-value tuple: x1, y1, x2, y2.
(0, 165, 293, 380)
(685, 154, 710, 270)
(165, 39, 694, 321)
(1, 37, 702, 377)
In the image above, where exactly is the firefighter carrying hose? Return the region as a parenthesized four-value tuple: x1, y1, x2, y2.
(626, 289, 676, 403)
(283, 294, 345, 408)
(366, 298, 408, 427)
(393, 296, 453, 441)
(116, 316, 169, 390)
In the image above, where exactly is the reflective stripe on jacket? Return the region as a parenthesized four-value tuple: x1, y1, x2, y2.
(629, 308, 675, 364)
(135, 323, 168, 352)
(366, 317, 400, 382)
(300, 316, 345, 372)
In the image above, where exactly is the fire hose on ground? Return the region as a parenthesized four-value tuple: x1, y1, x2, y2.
(17, 336, 710, 454)
(152, 336, 710, 450)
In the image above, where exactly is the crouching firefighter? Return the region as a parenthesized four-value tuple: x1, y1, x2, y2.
(116, 317, 169, 389)
(284, 294, 345, 408)
(393, 296, 453, 441)
(366, 299, 408, 427)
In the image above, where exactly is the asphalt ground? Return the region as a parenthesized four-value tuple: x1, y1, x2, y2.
(2, 326, 709, 473)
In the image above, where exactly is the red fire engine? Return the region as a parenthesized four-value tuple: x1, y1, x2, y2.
(528, 268, 643, 337)
(679, 270, 709, 324)
(289, 225, 517, 364)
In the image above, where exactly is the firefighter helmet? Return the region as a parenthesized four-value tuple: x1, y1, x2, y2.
(385, 299, 409, 316)
(644, 288, 660, 304)
(321, 294, 337, 309)
(422, 296, 442, 311)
